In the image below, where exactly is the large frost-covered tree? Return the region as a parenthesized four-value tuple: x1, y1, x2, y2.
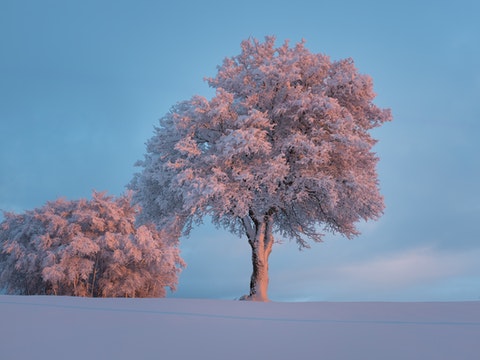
(130, 37, 392, 301)
(0, 192, 184, 297)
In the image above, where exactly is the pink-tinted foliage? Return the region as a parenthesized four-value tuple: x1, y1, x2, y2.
(130, 37, 391, 300)
(0, 192, 184, 297)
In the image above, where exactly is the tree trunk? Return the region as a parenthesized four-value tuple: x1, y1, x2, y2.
(90, 255, 99, 297)
(241, 212, 274, 301)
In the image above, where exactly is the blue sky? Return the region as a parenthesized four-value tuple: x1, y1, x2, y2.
(1, 0, 479, 301)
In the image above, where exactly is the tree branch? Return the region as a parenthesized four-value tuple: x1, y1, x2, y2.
(241, 216, 255, 246)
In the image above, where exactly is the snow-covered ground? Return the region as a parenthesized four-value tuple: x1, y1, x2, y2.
(1, 296, 479, 360)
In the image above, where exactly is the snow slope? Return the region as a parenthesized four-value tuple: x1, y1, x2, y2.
(1, 296, 479, 360)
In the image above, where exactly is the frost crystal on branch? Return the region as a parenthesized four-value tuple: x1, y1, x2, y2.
(130, 36, 392, 301)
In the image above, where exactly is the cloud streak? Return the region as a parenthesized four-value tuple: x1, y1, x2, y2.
(338, 247, 479, 289)
(266, 245, 480, 301)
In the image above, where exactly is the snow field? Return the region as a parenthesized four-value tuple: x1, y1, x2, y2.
(1, 296, 479, 360)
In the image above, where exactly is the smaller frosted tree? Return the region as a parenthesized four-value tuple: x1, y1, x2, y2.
(0, 191, 184, 297)
(131, 37, 391, 301)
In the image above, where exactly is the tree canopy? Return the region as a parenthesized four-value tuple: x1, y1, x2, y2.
(0, 192, 184, 297)
(130, 37, 391, 300)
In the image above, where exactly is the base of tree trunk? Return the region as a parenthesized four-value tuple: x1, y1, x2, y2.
(238, 294, 271, 302)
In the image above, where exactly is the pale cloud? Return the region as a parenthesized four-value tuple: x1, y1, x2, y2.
(336, 247, 480, 289)
(268, 246, 480, 301)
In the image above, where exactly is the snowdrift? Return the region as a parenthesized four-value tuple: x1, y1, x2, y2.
(1, 296, 479, 359)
